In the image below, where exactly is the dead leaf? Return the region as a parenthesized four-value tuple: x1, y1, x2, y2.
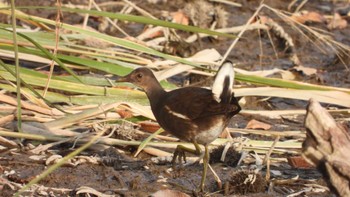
(291, 11, 326, 24)
(257, 15, 274, 25)
(186, 48, 222, 63)
(287, 156, 314, 169)
(137, 26, 164, 41)
(293, 65, 317, 76)
(170, 11, 189, 25)
(116, 109, 133, 119)
(155, 64, 193, 81)
(327, 13, 347, 30)
(245, 119, 271, 130)
(151, 189, 190, 197)
(139, 121, 161, 133)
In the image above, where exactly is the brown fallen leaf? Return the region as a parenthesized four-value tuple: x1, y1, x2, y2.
(293, 65, 317, 76)
(327, 13, 348, 30)
(170, 11, 190, 25)
(116, 109, 133, 119)
(291, 11, 326, 24)
(139, 121, 160, 133)
(287, 156, 314, 169)
(245, 119, 271, 130)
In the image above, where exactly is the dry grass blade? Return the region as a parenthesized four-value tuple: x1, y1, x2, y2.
(241, 109, 350, 119)
(44, 102, 123, 129)
(0, 135, 18, 148)
(0, 94, 63, 116)
(230, 128, 306, 138)
(0, 114, 15, 126)
(236, 87, 350, 107)
(14, 127, 108, 196)
(264, 4, 350, 70)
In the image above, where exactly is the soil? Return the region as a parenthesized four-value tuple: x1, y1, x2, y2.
(1, 0, 350, 196)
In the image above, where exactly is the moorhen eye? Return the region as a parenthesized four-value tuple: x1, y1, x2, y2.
(137, 73, 143, 78)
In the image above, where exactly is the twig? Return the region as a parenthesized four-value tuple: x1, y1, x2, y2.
(82, 0, 93, 29)
(220, 4, 264, 64)
(263, 136, 280, 181)
(10, 0, 22, 132)
(43, 0, 62, 97)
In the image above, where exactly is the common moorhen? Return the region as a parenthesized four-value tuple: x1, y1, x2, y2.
(116, 61, 241, 191)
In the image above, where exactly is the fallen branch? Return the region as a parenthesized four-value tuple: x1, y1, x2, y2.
(303, 98, 350, 197)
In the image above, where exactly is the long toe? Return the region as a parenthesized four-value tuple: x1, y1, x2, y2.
(172, 147, 187, 169)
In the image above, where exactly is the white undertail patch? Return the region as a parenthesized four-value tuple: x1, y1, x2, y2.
(165, 105, 191, 120)
(212, 61, 235, 103)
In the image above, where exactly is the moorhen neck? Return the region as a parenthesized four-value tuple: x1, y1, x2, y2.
(116, 61, 241, 191)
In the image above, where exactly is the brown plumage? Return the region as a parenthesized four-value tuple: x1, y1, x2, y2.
(116, 61, 241, 191)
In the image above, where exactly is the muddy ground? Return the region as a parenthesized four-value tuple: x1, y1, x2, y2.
(1, 0, 350, 196)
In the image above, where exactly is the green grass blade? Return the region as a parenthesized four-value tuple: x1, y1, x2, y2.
(7, 6, 236, 39)
(0, 9, 205, 68)
(1, 28, 82, 83)
(134, 128, 164, 157)
(236, 73, 350, 93)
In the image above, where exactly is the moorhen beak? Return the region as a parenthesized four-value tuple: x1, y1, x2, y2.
(116, 61, 241, 191)
(115, 75, 129, 83)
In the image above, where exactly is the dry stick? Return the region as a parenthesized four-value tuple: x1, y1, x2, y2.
(0, 94, 63, 116)
(82, 0, 93, 29)
(258, 26, 263, 69)
(287, 0, 298, 11)
(265, 27, 279, 60)
(10, 0, 21, 132)
(43, 0, 61, 98)
(294, 0, 308, 13)
(263, 135, 280, 181)
(220, 4, 264, 64)
(266, 157, 272, 182)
